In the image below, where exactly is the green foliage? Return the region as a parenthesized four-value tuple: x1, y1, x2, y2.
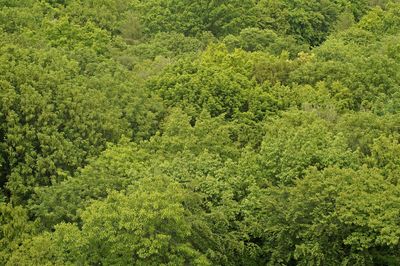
(290, 18, 400, 111)
(16, 177, 211, 265)
(134, 0, 257, 37)
(150, 44, 288, 121)
(223, 27, 308, 57)
(80, 176, 210, 265)
(3, 1, 400, 265)
(7, 223, 87, 265)
(0, 204, 35, 265)
(257, 110, 358, 186)
(255, 0, 361, 46)
(31, 109, 239, 226)
(120, 32, 207, 63)
(0, 45, 132, 203)
(243, 167, 400, 265)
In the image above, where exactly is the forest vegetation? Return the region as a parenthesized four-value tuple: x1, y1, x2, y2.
(2, 0, 400, 265)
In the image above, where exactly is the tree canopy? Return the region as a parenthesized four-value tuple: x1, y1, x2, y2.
(2, 0, 400, 265)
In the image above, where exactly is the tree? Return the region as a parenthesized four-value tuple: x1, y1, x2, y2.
(0, 203, 35, 265)
(14, 177, 211, 265)
(242, 166, 400, 265)
(256, 110, 358, 186)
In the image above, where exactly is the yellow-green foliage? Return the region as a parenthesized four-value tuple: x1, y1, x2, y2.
(2, 1, 400, 265)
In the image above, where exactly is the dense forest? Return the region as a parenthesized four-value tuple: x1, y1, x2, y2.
(1, 0, 400, 265)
